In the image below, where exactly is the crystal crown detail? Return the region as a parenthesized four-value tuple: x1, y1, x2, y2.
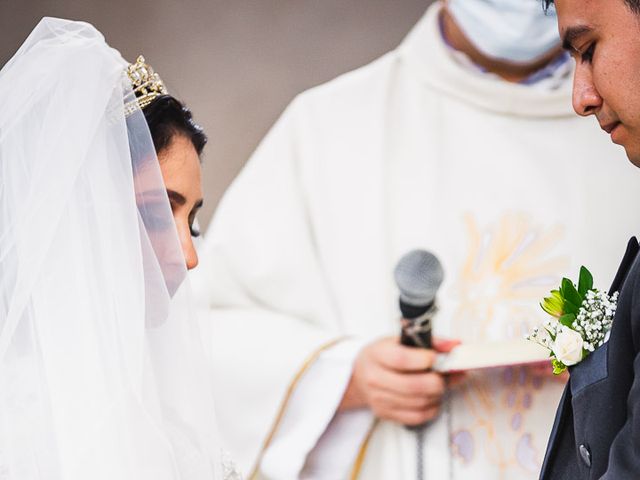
(124, 55, 167, 116)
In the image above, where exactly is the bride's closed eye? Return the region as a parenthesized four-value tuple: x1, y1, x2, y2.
(166, 189, 203, 237)
(140, 201, 175, 232)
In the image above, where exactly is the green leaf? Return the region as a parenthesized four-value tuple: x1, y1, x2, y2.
(578, 266, 594, 297)
(559, 313, 576, 327)
(552, 359, 567, 375)
(563, 299, 580, 315)
(543, 325, 557, 341)
(561, 278, 583, 310)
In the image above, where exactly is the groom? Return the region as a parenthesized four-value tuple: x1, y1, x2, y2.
(540, 0, 640, 479)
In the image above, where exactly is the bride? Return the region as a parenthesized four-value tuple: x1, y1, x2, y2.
(0, 18, 238, 480)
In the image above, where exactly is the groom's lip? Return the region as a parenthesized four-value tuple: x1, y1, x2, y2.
(600, 121, 621, 135)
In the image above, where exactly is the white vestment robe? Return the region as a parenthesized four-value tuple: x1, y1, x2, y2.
(195, 3, 640, 479)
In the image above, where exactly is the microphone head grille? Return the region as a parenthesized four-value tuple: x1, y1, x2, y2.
(394, 250, 444, 306)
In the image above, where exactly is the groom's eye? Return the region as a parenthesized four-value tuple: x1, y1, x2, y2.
(581, 43, 596, 64)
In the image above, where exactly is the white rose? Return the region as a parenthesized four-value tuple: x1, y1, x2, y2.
(552, 326, 584, 366)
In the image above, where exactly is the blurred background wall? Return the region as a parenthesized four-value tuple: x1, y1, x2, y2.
(1, 0, 434, 228)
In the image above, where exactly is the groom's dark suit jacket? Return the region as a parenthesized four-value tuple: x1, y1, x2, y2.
(540, 237, 640, 479)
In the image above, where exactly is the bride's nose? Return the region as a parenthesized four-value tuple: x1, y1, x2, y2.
(179, 225, 199, 270)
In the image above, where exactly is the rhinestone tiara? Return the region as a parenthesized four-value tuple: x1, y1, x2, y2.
(124, 55, 167, 116)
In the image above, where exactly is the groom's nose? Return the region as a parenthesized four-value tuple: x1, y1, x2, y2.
(572, 65, 602, 117)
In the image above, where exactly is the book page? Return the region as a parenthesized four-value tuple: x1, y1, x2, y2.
(433, 339, 550, 373)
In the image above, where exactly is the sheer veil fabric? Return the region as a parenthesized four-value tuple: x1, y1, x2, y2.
(0, 18, 226, 479)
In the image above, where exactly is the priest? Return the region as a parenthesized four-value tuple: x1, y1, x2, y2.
(195, 1, 640, 478)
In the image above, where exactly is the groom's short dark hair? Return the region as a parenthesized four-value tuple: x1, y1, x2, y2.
(543, 0, 640, 14)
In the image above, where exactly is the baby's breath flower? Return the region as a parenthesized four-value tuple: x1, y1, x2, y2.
(527, 279, 617, 375)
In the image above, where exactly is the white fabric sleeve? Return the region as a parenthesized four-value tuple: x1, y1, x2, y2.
(261, 339, 374, 480)
(301, 409, 375, 480)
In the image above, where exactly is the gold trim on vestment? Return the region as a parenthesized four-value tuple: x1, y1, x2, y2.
(248, 337, 347, 479)
(349, 418, 380, 480)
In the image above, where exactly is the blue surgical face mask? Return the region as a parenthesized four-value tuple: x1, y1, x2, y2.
(447, 0, 561, 64)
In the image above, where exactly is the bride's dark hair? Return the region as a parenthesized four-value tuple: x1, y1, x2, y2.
(143, 95, 207, 157)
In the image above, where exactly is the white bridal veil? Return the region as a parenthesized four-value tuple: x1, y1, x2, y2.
(0, 18, 226, 479)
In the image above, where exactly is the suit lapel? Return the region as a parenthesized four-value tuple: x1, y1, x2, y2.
(609, 237, 639, 295)
(540, 237, 638, 479)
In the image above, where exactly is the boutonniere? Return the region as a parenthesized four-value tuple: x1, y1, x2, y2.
(526, 266, 618, 375)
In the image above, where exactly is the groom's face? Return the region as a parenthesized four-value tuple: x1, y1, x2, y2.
(555, 0, 640, 166)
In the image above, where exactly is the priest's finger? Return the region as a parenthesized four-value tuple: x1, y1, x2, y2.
(432, 337, 461, 353)
(364, 365, 445, 399)
(369, 389, 442, 411)
(372, 337, 437, 372)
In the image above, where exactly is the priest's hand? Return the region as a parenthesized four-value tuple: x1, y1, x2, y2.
(338, 336, 458, 426)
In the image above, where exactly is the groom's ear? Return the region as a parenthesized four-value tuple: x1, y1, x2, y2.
(608, 237, 639, 295)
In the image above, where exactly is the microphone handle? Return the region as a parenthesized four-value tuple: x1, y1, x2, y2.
(399, 300, 436, 435)
(400, 327, 432, 349)
(399, 299, 435, 349)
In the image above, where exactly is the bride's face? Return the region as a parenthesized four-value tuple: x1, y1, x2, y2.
(157, 134, 203, 270)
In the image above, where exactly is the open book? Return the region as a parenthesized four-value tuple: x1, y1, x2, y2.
(432, 339, 550, 373)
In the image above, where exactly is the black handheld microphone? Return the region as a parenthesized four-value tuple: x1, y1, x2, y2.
(394, 250, 444, 350)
